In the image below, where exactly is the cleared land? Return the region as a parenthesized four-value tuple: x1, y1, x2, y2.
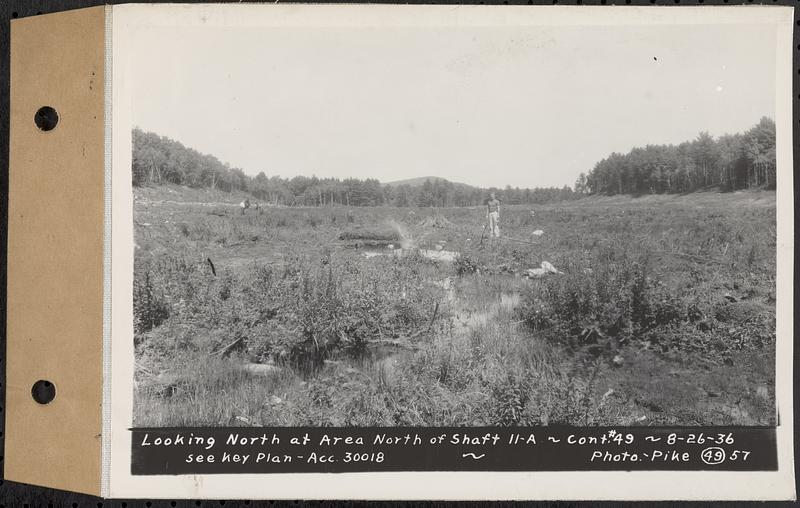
(133, 186, 776, 427)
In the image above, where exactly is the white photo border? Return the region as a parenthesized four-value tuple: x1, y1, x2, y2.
(108, 3, 795, 500)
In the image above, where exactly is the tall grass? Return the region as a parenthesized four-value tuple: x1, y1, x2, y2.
(134, 191, 777, 426)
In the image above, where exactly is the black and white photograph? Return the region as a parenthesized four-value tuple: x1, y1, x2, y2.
(127, 7, 785, 431)
(3, 2, 795, 502)
(93, 3, 798, 499)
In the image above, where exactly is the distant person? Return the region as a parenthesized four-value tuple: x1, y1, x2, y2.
(486, 192, 501, 240)
(240, 198, 250, 215)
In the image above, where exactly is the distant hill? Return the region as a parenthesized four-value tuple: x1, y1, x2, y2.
(384, 176, 471, 188)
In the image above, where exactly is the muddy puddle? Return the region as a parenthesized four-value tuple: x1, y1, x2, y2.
(277, 263, 522, 382)
(287, 342, 414, 380)
(302, 288, 521, 379)
(336, 343, 413, 377)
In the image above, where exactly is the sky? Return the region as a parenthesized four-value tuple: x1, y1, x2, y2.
(130, 22, 776, 189)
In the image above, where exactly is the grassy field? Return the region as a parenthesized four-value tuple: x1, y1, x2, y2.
(133, 185, 776, 427)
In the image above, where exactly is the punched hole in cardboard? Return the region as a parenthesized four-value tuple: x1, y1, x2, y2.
(31, 380, 56, 405)
(34, 106, 59, 131)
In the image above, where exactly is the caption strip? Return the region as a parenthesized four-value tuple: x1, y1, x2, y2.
(131, 426, 776, 474)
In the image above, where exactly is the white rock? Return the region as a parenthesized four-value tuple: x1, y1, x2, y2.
(527, 268, 546, 278)
(541, 261, 562, 274)
(242, 363, 282, 376)
(419, 249, 459, 262)
(532, 230, 544, 236)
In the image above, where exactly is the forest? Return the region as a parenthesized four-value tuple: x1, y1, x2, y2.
(132, 128, 575, 206)
(132, 116, 776, 207)
(578, 117, 776, 195)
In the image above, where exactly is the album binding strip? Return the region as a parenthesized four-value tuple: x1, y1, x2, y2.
(6, 6, 106, 496)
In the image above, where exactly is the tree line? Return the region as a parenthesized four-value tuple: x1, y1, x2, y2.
(576, 117, 776, 195)
(132, 128, 577, 206)
(133, 117, 776, 206)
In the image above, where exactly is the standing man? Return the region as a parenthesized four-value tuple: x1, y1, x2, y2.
(486, 192, 501, 244)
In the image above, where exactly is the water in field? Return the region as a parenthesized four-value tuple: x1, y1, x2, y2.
(286, 342, 413, 380)
(311, 286, 521, 380)
(339, 343, 413, 378)
(356, 245, 460, 262)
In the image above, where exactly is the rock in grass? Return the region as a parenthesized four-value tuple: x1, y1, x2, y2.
(540, 261, 562, 274)
(527, 268, 546, 278)
(526, 262, 563, 278)
(612, 355, 625, 367)
(241, 363, 282, 376)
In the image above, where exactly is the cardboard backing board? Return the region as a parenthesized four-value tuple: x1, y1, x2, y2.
(1, 3, 795, 501)
(6, 5, 105, 496)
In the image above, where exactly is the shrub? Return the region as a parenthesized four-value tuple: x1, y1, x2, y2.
(136, 248, 446, 372)
(490, 374, 531, 426)
(518, 253, 688, 348)
(133, 266, 171, 335)
(454, 254, 479, 276)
